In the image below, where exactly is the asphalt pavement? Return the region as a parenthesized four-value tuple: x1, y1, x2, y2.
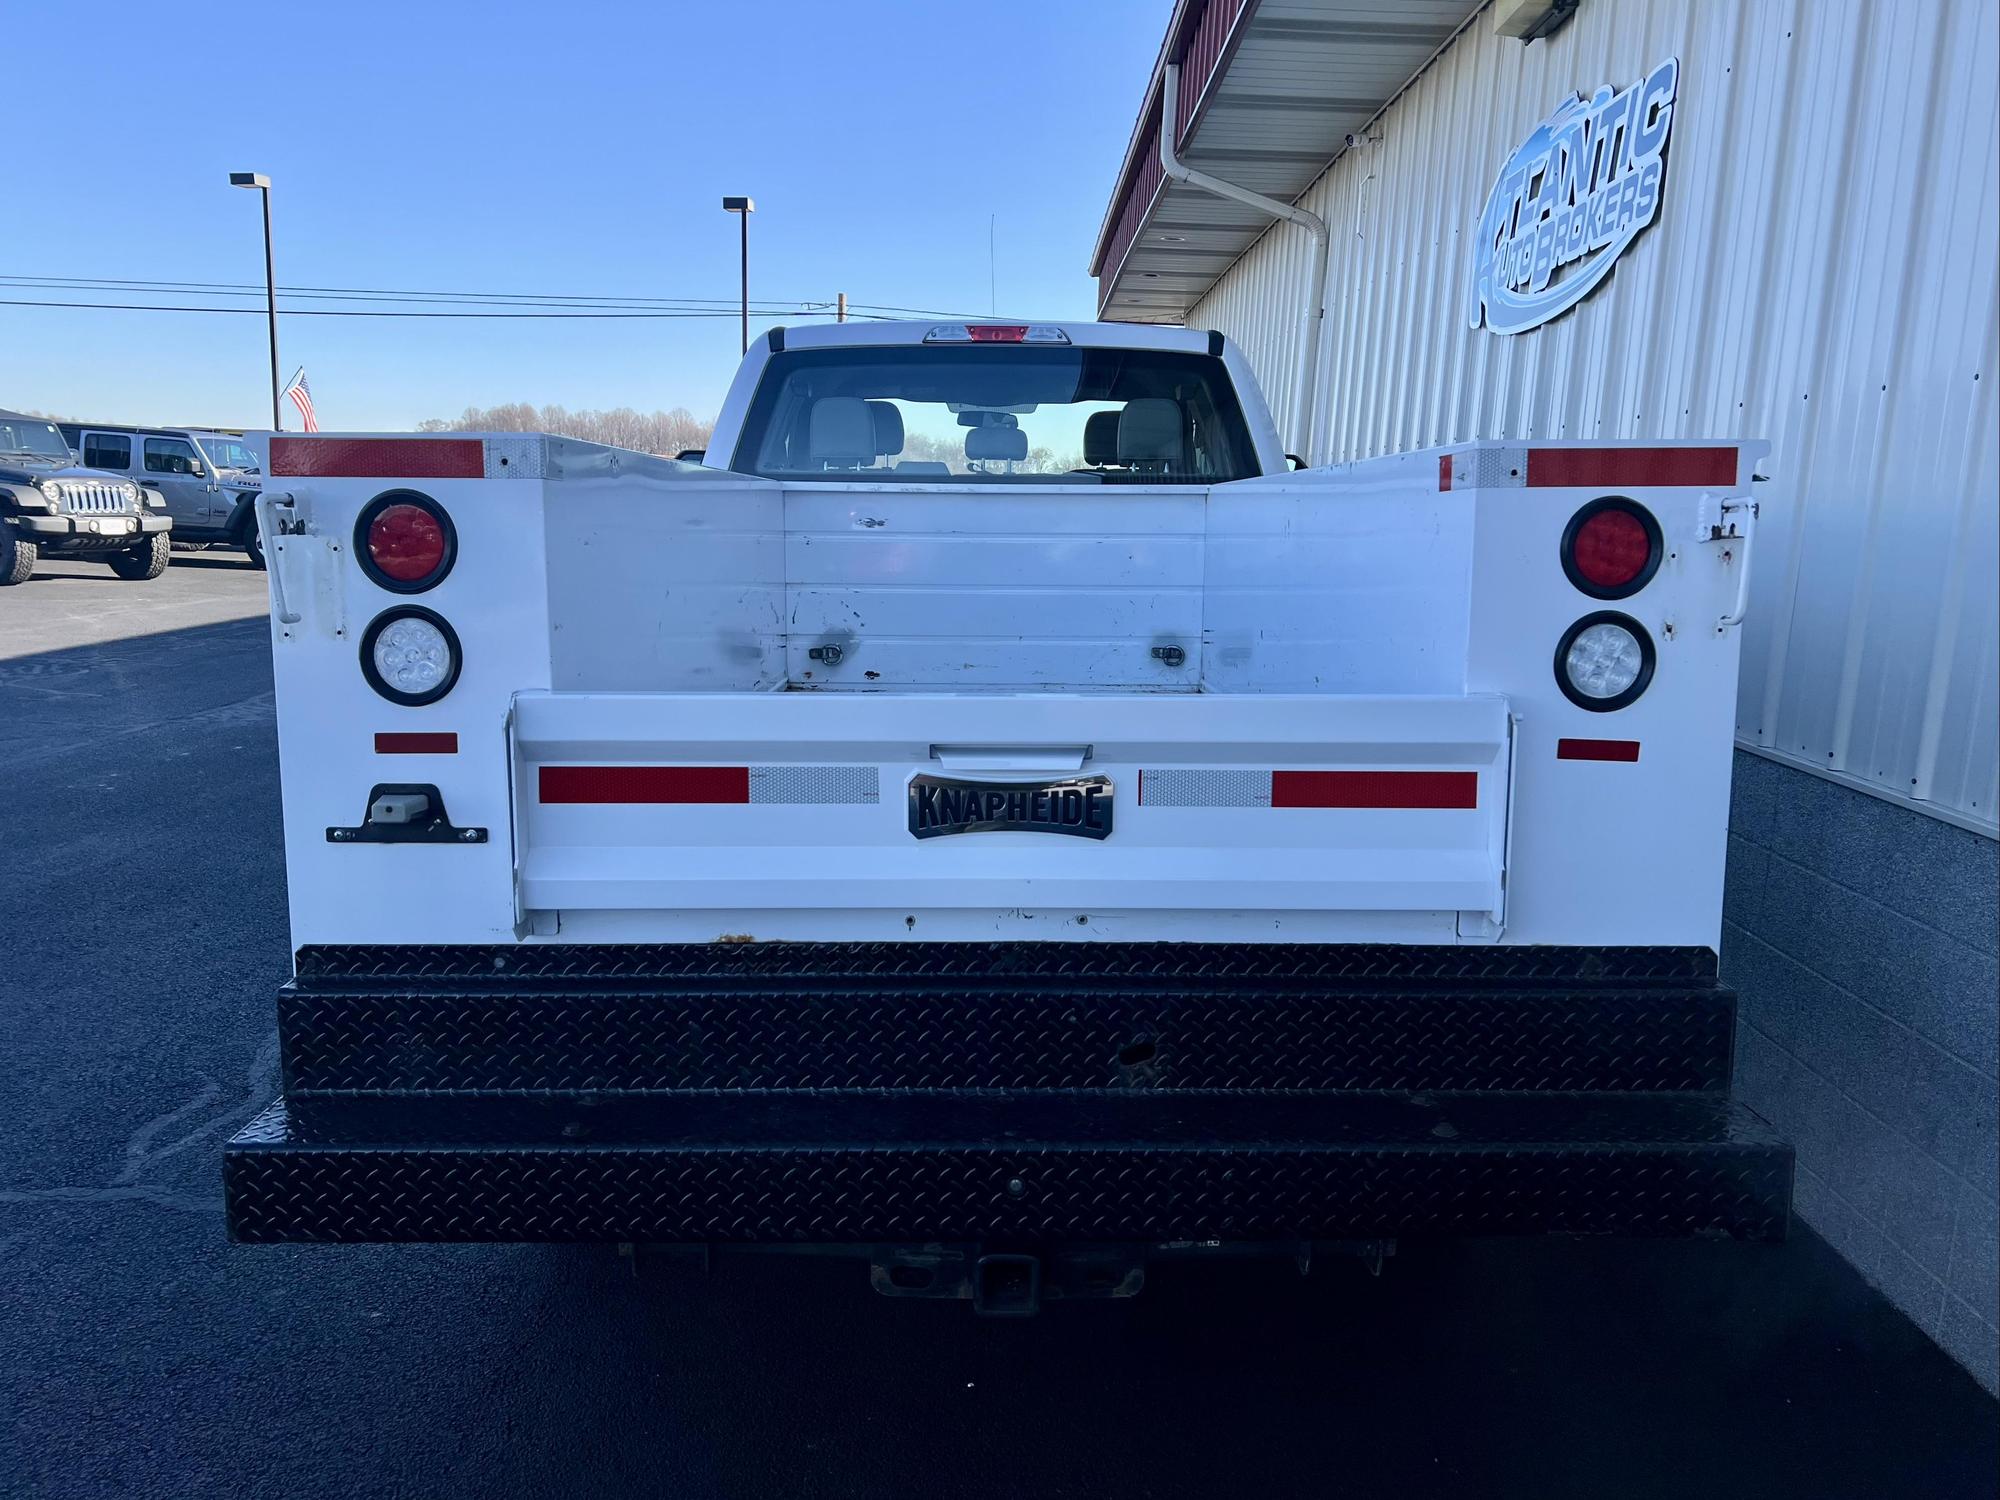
(2, 553, 1995, 1499)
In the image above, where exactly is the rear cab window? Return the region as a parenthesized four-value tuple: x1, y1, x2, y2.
(732, 344, 1259, 484)
(84, 433, 132, 469)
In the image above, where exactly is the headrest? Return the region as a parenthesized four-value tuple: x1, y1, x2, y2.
(809, 397, 877, 463)
(1083, 410, 1121, 466)
(866, 400, 904, 456)
(965, 425, 1028, 463)
(1118, 399, 1182, 464)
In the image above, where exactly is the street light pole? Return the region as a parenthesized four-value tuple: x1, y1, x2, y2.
(722, 196, 754, 354)
(230, 172, 281, 431)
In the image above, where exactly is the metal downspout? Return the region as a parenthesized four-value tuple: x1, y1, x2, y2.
(1160, 60, 1330, 463)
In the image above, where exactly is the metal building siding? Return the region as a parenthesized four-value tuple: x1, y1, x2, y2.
(1190, 0, 1999, 833)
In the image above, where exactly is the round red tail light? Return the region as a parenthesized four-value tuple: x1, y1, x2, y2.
(356, 491, 456, 592)
(1561, 497, 1661, 599)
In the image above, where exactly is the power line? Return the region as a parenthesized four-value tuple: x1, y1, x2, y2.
(0, 284, 828, 316)
(0, 276, 1008, 324)
(0, 298, 827, 320)
(0, 273, 1015, 322)
(0, 272, 825, 308)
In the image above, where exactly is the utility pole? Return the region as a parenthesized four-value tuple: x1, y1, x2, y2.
(229, 172, 281, 430)
(836, 292, 847, 323)
(722, 196, 754, 354)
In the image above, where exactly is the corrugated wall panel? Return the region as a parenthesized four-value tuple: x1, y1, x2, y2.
(1188, 0, 1999, 833)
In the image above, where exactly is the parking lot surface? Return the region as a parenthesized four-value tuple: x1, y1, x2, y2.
(3, 556, 1995, 1499)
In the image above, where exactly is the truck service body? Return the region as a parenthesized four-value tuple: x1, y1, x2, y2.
(225, 321, 1790, 1300)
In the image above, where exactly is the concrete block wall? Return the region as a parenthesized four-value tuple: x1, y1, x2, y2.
(1724, 751, 1998, 1393)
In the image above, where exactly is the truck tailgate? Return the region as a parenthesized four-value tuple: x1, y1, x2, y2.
(512, 692, 1510, 930)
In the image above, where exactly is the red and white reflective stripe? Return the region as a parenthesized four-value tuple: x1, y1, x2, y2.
(271, 437, 484, 479)
(1557, 738, 1642, 762)
(375, 732, 458, 755)
(1437, 446, 1738, 492)
(1137, 769, 1477, 809)
(538, 766, 880, 805)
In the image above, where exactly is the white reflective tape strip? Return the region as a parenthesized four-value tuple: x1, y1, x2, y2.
(1139, 769, 1271, 808)
(748, 766, 881, 804)
(1444, 448, 1527, 490)
(483, 436, 547, 478)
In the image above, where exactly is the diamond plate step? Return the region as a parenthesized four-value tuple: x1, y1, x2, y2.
(224, 1090, 1792, 1245)
(277, 981, 1737, 1094)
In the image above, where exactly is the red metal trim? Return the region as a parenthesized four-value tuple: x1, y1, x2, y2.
(1095, 123, 1165, 307)
(1557, 738, 1642, 763)
(1525, 448, 1738, 489)
(1175, 0, 1247, 151)
(374, 732, 458, 755)
(1088, 0, 1250, 291)
(539, 766, 750, 805)
(271, 437, 484, 479)
(1270, 771, 1478, 810)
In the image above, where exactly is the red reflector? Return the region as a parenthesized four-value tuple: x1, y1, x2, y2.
(375, 732, 458, 754)
(965, 325, 1029, 342)
(539, 766, 749, 804)
(270, 437, 484, 479)
(1526, 447, 1737, 488)
(1438, 454, 1454, 492)
(1558, 738, 1642, 762)
(1270, 771, 1478, 809)
(368, 503, 448, 583)
(1570, 506, 1652, 589)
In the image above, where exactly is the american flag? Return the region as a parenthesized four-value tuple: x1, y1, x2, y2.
(282, 367, 319, 432)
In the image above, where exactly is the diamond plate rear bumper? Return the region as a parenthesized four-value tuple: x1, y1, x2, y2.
(225, 1092, 1791, 1244)
(224, 942, 1794, 1245)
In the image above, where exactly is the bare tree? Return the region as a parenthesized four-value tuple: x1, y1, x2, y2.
(418, 403, 714, 455)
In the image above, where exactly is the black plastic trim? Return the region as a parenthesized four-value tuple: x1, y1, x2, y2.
(358, 606, 462, 708)
(1207, 329, 1225, 357)
(325, 783, 487, 845)
(1560, 495, 1663, 600)
(353, 489, 458, 594)
(1554, 611, 1656, 713)
(767, 327, 784, 353)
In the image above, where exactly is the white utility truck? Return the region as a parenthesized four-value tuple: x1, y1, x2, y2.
(226, 320, 1789, 1310)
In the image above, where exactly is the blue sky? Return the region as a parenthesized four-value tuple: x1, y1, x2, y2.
(11, 0, 1164, 431)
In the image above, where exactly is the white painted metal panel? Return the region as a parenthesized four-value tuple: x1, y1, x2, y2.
(1203, 473, 1475, 694)
(1186, 0, 2000, 833)
(513, 690, 1508, 935)
(780, 487, 1207, 690)
(543, 469, 784, 691)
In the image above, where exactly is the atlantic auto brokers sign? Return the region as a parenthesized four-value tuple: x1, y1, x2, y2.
(1468, 58, 1679, 335)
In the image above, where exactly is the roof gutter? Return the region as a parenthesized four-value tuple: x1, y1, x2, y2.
(1160, 60, 1329, 461)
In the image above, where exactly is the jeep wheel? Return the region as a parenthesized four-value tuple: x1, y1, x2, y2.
(241, 514, 267, 570)
(106, 531, 172, 581)
(0, 525, 35, 586)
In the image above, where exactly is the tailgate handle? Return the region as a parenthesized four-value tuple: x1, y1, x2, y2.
(930, 744, 1091, 774)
